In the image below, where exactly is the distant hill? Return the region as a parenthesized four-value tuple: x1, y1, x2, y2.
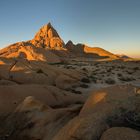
(65, 40, 119, 59)
(116, 54, 131, 59)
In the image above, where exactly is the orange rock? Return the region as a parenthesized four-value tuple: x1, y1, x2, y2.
(31, 22, 65, 49)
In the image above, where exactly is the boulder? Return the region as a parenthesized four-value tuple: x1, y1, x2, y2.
(100, 127, 140, 140)
(0, 96, 82, 140)
(52, 85, 140, 140)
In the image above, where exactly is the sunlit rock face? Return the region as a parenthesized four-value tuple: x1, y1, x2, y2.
(0, 22, 120, 62)
(0, 23, 66, 63)
(31, 22, 65, 49)
(0, 42, 62, 62)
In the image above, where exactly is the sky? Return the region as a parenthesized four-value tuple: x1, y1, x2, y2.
(0, 0, 140, 58)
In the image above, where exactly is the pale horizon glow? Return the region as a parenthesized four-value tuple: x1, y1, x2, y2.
(0, 0, 140, 58)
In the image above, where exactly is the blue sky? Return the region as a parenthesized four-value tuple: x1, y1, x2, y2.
(0, 0, 140, 58)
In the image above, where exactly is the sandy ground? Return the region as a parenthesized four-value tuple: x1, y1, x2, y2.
(56, 60, 140, 95)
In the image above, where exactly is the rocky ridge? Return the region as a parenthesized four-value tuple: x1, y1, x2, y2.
(0, 23, 122, 63)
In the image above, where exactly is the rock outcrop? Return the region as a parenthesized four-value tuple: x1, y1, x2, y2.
(52, 85, 140, 140)
(65, 40, 119, 59)
(0, 96, 82, 140)
(100, 127, 140, 140)
(0, 22, 122, 63)
(31, 22, 65, 49)
(0, 23, 66, 63)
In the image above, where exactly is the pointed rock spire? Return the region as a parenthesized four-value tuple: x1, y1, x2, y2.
(31, 22, 64, 49)
(36, 22, 60, 38)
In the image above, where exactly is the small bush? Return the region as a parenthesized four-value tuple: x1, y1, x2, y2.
(92, 72, 97, 75)
(65, 66, 70, 69)
(10, 75, 13, 80)
(80, 84, 89, 88)
(133, 67, 139, 71)
(105, 78, 116, 84)
(90, 76, 97, 83)
(117, 73, 122, 77)
(71, 89, 82, 94)
(75, 101, 84, 105)
(127, 70, 134, 74)
(107, 68, 112, 73)
(120, 66, 125, 69)
(94, 62, 99, 66)
(81, 78, 90, 83)
(82, 68, 87, 71)
(119, 76, 135, 82)
(107, 109, 140, 131)
(36, 69, 43, 73)
(111, 66, 115, 69)
(26, 122, 35, 129)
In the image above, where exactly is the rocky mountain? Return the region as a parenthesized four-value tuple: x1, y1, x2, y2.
(0, 23, 122, 63)
(0, 23, 67, 63)
(116, 54, 131, 59)
(65, 40, 119, 59)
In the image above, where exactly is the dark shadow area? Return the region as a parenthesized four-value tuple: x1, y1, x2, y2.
(107, 108, 140, 131)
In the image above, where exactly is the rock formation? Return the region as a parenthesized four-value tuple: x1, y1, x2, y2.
(31, 22, 65, 49)
(0, 22, 122, 63)
(100, 127, 140, 140)
(52, 85, 140, 140)
(65, 40, 119, 59)
(0, 23, 66, 63)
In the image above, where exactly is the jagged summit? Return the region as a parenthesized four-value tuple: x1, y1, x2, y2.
(34, 22, 60, 39)
(31, 22, 65, 49)
(0, 23, 66, 62)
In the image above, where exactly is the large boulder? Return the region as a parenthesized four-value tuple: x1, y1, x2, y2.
(0, 57, 84, 86)
(0, 96, 82, 140)
(100, 127, 140, 140)
(80, 84, 137, 115)
(52, 85, 140, 140)
(0, 84, 85, 114)
(55, 74, 79, 89)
